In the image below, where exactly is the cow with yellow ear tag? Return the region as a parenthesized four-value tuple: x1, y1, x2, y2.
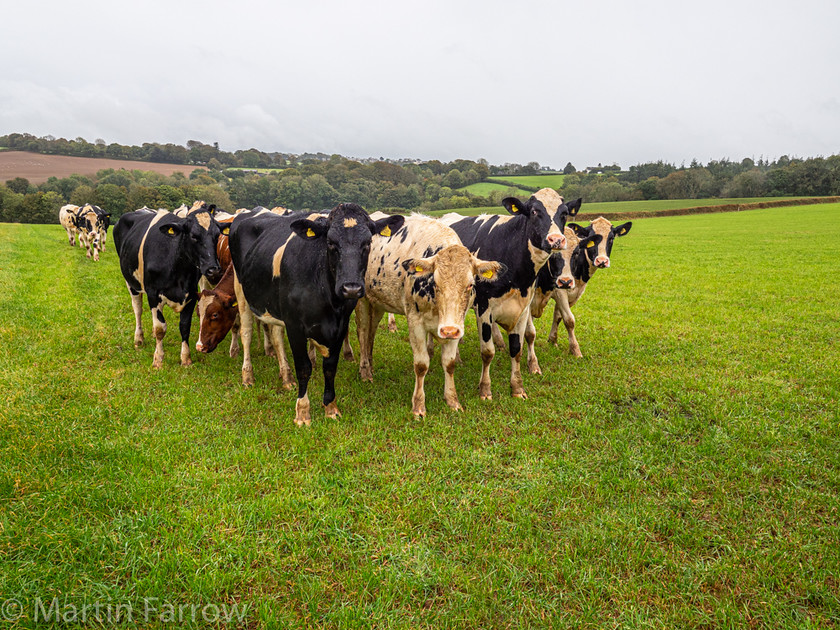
(543, 217, 633, 357)
(356, 214, 506, 418)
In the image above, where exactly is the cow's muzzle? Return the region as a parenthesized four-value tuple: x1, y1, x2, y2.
(556, 277, 575, 290)
(205, 266, 223, 284)
(594, 257, 610, 269)
(340, 283, 364, 299)
(438, 326, 462, 340)
(546, 233, 567, 250)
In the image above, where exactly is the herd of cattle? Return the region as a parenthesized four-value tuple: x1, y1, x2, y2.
(59, 191, 632, 425)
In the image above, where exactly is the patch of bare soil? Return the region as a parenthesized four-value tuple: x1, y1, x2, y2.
(0, 151, 205, 185)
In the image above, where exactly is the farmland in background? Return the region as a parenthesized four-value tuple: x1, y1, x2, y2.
(1, 202, 838, 627)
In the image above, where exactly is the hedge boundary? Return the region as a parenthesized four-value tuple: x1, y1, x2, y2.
(574, 196, 840, 221)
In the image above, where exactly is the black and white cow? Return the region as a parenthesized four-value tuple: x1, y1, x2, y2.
(74, 204, 111, 261)
(440, 188, 580, 400)
(113, 203, 224, 368)
(356, 214, 504, 417)
(545, 217, 632, 356)
(230, 203, 404, 426)
(59, 204, 82, 246)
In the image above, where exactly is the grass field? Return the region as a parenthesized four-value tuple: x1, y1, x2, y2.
(1, 204, 839, 628)
(426, 196, 818, 218)
(487, 174, 566, 189)
(457, 182, 534, 198)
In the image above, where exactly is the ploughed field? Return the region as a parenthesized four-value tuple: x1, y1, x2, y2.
(0, 150, 203, 185)
(1, 204, 838, 628)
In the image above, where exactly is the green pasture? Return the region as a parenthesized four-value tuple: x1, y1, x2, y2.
(457, 182, 533, 198)
(487, 174, 566, 189)
(1, 203, 839, 628)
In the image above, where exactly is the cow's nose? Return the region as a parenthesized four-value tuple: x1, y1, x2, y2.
(340, 283, 364, 299)
(206, 266, 222, 283)
(556, 278, 574, 289)
(439, 326, 461, 340)
(546, 233, 566, 249)
(196, 340, 205, 352)
(594, 257, 610, 268)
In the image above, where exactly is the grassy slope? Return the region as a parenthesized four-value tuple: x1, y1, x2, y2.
(1, 205, 839, 628)
(457, 182, 534, 197)
(487, 174, 566, 188)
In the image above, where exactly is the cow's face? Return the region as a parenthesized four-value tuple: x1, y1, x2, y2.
(196, 290, 237, 353)
(546, 227, 602, 290)
(569, 218, 632, 269)
(77, 208, 106, 249)
(160, 206, 223, 283)
(502, 190, 582, 254)
(402, 245, 505, 340)
(292, 204, 405, 301)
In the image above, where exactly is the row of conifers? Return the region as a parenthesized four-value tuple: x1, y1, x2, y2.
(61, 192, 631, 425)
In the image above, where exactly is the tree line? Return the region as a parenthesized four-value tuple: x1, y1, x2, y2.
(2, 132, 840, 223)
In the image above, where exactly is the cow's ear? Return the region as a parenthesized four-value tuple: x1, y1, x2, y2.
(473, 258, 506, 282)
(567, 222, 590, 238)
(564, 198, 582, 217)
(502, 197, 528, 215)
(401, 258, 435, 276)
(580, 234, 602, 250)
(159, 223, 184, 236)
(371, 214, 405, 237)
(224, 294, 238, 309)
(207, 204, 217, 216)
(290, 217, 329, 239)
(613, 221, 632, 237)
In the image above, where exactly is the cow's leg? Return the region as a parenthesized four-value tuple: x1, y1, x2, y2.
(407, 319, 430, 417)
(229, 315, 241, 358)
(554, 291, 582, 357)
(234, 277, 255, 386)
(547, 297, 561, 345)
(355, 298, 384, 382)
(492, 322, 506, 349)
(262, 323, 275, 357)
(321, 337, 344, 420)
(477, 311, 496, 400)
(66, 227, 75, 246)
(148, 294, 167, 369)
(426, 333, 435, 361)
(342, 333, 355, 362)
(441, 338, 463, 412)
(268, 324, 295, 390)
(178, 295, 197, 367)
(508, 310, 530, 399)
(99, 230, 106, 253)
(84, 235, 93, 259)
(387, 312, 397, 332)
(129, 288, 144, 347)
(525, 314, 542, 375)
(288, 330, 313, 426)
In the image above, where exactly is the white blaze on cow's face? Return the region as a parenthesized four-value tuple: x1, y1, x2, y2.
(583, 217, 633, 269)
(532, 189, 568, 250)
(404, 246, 504, 340)
(551, 227, 581, 290)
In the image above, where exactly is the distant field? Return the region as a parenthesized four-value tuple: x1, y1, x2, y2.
(0, 150, 205, 184)
(427, 196, 827, 218)
(487, 174, 566, 189)
(2, 202, 838, 627)
(457, 182, 533, 197)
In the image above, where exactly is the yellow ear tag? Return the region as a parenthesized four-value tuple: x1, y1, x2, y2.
(380, 225, 391, 237)
(222, 227, 229, 235)
(231, 301, 237, 307)
(481, 269, 494, 279)
(586, 241, 595, 248)
(306, 228, 316, 237)
(168, 227, 175, 235)
(619, 228, 627, 235)
(415, 266, 424, 273)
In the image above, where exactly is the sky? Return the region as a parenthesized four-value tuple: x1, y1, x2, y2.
(2, 0, 839, 170)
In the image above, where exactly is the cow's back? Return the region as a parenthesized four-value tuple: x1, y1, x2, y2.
(114, 210, 170, 292)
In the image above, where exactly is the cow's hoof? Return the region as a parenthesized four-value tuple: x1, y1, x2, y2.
(413, 410, 426, 419)
(528, 362, 542, 375)
(242, 369, 255, 387)
(134, 339, 144, 349)
(152, 358, 163, 369)
(513, 390, 528, 399)
(448, 402, 464, 412)
(324, 402, 341, 419)
(229, 347, 240, 358)
(264, 348, 276, 358)
(343, 349, 355, 362)
(388, 323, 397, 333)
(547, 336, 558, 345)
(181, 358, 192, 367)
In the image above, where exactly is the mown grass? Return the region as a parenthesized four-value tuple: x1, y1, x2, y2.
(457, 182, 534, 198)
(487, 174, 566, 189)
(1, 204, 839, 628)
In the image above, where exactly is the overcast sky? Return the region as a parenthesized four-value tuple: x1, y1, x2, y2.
(2, 0, 838, 169)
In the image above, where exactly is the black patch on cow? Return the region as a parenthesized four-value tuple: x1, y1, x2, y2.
(481, 323, 492, 343)
(412, 275, 436, 300)
(156, 309, 166, 323)
(509, 333, 521, 358)
(380, 255, 385, 265)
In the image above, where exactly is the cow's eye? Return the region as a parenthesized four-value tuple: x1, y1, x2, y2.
(211, 313, 219, 320)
